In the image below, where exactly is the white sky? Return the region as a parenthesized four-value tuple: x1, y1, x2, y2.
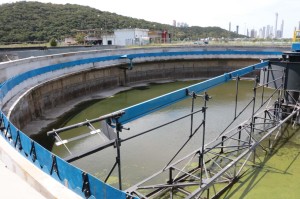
(1, 0, 299, 38)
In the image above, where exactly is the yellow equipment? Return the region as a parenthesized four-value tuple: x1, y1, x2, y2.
(293, 30, 300, 42)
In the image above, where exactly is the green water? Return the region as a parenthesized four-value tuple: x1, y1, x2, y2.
(221, 125, 300, 199)
(51, 80, 300, 197)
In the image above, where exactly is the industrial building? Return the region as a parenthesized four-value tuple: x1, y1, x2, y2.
(114, 28, 149, 46)
(65, 28, 150, 46)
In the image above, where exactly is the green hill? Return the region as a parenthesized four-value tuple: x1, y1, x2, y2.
(0, 1, 241, 43)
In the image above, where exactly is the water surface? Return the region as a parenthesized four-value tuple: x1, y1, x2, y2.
(51, 80, 300, 198)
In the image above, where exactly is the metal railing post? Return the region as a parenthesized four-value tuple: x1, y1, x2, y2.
(115, 118, 122, 190)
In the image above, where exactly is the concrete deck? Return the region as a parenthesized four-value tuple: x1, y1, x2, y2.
(0, 135, 82, 199)
(0, 160, 46, 199)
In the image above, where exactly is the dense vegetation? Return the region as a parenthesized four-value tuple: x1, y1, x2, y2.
(0, 1, 242, 43)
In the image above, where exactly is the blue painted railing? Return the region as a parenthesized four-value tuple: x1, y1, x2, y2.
(0, 50, 280, 198)
(125, 50, 281, 60)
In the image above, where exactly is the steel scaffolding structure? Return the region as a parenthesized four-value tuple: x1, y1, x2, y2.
(124, 72, 300, 199)
(48, 62, 300, 199)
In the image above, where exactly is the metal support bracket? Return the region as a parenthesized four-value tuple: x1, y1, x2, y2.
(14, 130, 22, 150)
(0, 127, 5, 132)
(128, 58, 133, 70)
(50, 155, 60, 180)
(82, 172, 91, 199)
(167, 167, 174, 184)
(186, 89, 211, 102)
(220, 136, 227, 154)
(29, 141, 37, 162)
(5, 123, 12, 139)
(0, 113, 4, 132)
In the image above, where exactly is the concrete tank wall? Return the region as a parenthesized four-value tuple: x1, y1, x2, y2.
(10, 66, 123, 129)
(0, 46, 289, 63)
(10, 58, 259, 131)
(0, 46, 282, 83)
(126, 59, 258, 83)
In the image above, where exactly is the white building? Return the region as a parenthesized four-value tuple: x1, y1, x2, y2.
(102, 34, 115, 45)
(114, 28, 149, 46)
(65, 28, 150, 46)
(64, 37, 76, 45)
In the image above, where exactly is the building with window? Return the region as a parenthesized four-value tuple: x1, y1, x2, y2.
(64, 28, 151, 46)
(102, 34, 115, 45)
(114, 28, 149, 46)
(148, 30, 171, 44)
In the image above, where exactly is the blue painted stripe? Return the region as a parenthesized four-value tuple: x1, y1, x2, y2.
(126, 50, 282, 59)
(0, 50, 280, 101)
(118, 61, 269, 124)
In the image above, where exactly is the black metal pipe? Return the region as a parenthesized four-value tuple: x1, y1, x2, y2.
(234, 76, 240, 119)
(121, 108, 204, 143)
(238, 126, 242, 151)
(47, 111, 125, 136)
(115, 118, 122, 190)
(250, 76, 258, 145)
(257, 74, 283, 89)
(217, 98, 254, 138)
(220, 136, 227, 154)
(200, 92, 208, 185)
(164, 121, 204, 170)
(168, 167, 174, 184)
(64, 140, 115, 162)
(261, 68, 266, 106)
(190, 92, 196, 137)
(104, 161, 118, 183)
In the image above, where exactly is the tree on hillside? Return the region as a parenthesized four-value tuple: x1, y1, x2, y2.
(0, 1, 242, 43)
(75, 33, 85, 44)
(49, 38, 57, 46)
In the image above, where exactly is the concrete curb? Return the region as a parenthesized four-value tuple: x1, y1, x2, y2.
(0, 135, 82, 199)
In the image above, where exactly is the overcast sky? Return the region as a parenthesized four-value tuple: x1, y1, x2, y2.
(1, 0, 299, 38)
